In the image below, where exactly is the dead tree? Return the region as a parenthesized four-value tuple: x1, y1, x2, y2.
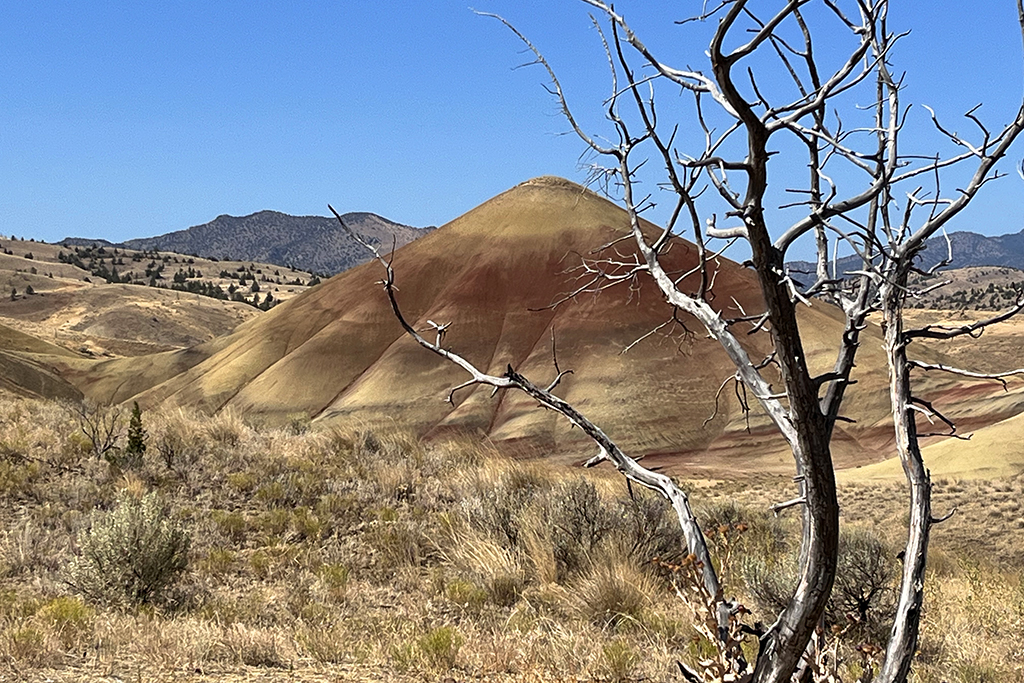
(70, 400, 124, 460)
(334, 2, 1024, 681)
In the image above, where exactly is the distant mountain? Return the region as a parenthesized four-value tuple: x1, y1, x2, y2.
(59, 212, 431, 275)
(118, 211, 431, 275)
(788, 228, 1024, 283)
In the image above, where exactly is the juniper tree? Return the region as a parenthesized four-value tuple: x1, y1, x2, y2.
(334, 2, 1024, 680)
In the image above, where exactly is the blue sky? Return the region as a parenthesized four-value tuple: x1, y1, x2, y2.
(2, 1, 1024, 253)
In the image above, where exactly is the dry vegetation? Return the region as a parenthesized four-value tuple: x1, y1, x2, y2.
(0, 397, 1020, 682)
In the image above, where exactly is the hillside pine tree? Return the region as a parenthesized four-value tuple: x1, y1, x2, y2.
(125, 401, 147, 466)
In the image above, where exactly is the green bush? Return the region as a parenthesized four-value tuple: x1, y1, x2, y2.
(122, 401, 147, 469)
(66, 492, 190, 608)
(602, 638, 640, 682)
(37, 596, 94, 648)
(829, 528, 897, 642)
(464, 467, 546, 548)
(614, 489, 687, 567)
(417, 625, 463, 670)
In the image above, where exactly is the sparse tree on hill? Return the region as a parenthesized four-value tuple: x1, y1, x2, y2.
(335, 2, 1024, 681)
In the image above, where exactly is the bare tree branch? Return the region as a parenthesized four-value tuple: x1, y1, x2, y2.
(908, 360, 1024, 391)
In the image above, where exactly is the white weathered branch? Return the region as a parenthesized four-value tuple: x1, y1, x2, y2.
(908, 360, 1024, 391)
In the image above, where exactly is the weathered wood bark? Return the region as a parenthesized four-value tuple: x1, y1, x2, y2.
(878, 269, 932, 683)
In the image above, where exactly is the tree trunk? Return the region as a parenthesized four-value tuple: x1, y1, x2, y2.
(877, 272, 932, 683)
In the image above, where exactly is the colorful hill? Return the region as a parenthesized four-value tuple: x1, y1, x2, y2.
(52, 177, 1024, 474)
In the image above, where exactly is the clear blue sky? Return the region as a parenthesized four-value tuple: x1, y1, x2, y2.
(2, 1, 1024, 251)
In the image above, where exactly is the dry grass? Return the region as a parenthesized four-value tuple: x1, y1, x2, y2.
(0, 397, 1022, 681)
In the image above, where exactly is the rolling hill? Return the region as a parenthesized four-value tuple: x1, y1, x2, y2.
(0, 322, 82, 401)
(0, 236, 322, 368)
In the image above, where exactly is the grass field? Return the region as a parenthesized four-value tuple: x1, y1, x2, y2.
(0, 397, 1021, 682)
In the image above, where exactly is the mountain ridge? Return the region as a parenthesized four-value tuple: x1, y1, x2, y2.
(788, 228, 1024, 280)
(61, 210, 432, 275)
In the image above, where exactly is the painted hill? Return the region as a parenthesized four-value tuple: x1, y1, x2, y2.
(117, 211, 430, 275)
(61, 177, 1024, 474)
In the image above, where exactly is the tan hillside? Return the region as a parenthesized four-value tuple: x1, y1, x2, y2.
(839, 307, 1024, 480)
(60, 176, 1024, 475)
(0, 237, 319, 358)
(847, 409, 1024, 481)
(0, 323, 82, 401)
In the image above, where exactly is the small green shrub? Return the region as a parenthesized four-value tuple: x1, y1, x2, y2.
(389, 640, 417, 672)
(0, 458, 41, 500)
(250, 550, 272, 579)
(418, 625, 462, 670)
(198, 548, 236, 576)
(255, 508, 291, 540)
(444, 579, 488, 613)
(487, 571, 523, 607)
(37, 596, 94, 648)
(743, 526, 896, 643)
(4, 626, 47, 666)
(211, 510, 247, 545)
(614, 490, 687, 567)
(227, 471, 258, 493)
(121, 401, 147, 469)
(465, 467, 546, 548)
(317, 563, 350, 602)
(290, 506, 327, 541)
(830, 528, 897, 642)
(66, 492, 190, 608)
(286, 412, 311, 435)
